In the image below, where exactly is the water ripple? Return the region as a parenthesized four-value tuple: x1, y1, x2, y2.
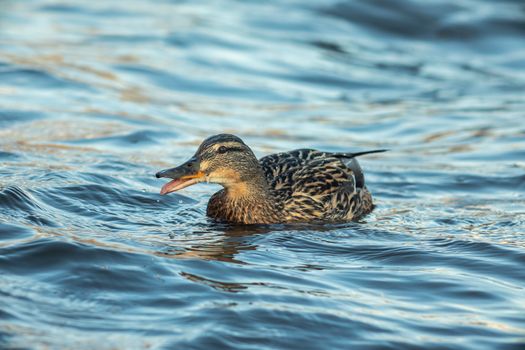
(1, 0, 525, 349)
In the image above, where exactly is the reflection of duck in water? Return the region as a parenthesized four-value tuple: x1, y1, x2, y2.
(156, 134, 385, 224)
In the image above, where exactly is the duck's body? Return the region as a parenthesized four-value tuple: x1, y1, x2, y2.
(207, 149, 375, 224)
(156, 134, 384, 225)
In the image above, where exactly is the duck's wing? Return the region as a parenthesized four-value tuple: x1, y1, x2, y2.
(259, 148, 385, 188)
(286, 156, 367, 221)
(260, 149, 322, 183)
(259, 149, 383, 221)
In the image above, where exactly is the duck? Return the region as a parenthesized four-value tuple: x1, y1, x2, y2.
(155, 134, 385, 224)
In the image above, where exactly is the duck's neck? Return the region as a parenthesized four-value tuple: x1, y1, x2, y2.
(225, 174, 270, 200)
(208, 172, 281, 224)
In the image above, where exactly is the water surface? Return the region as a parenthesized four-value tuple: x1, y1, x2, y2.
(1, 0, 525, 349)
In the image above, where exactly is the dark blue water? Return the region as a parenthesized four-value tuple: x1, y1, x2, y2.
(1, 0, 525, 349)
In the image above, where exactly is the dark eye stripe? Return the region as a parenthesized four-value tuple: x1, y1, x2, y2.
(219, 146, 244, 153)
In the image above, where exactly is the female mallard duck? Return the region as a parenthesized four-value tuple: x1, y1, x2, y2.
(156, 134, 385, 224)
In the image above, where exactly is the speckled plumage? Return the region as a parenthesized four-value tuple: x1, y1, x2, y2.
(157, 134, 383, 224)
(204, 136, 383, 224)
(260, 149, 375, 222)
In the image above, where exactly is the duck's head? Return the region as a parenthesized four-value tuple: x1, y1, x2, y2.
(155, 134, 261, 195)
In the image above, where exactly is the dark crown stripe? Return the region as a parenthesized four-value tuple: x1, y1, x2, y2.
(200, 134, 245, 150)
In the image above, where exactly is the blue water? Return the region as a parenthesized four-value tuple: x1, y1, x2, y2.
(1, 0, 525, 349)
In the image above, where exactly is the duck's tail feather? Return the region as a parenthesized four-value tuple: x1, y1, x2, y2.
(333, 149, 388, 159)
(333, 149, 387, 189)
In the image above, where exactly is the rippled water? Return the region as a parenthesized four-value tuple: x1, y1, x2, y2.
(1, 0, 525, 349)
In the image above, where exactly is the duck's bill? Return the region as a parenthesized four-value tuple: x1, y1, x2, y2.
(160, 174, 203, 195)
(155, 157, 204, 195)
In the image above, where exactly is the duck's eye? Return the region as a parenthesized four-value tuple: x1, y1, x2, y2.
(218, 146, 228, 154)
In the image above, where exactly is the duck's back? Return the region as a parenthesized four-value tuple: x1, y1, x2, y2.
(259, 149, 373, 222)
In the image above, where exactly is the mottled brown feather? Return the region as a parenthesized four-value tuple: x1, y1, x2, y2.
(207, 148, 375, 224)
